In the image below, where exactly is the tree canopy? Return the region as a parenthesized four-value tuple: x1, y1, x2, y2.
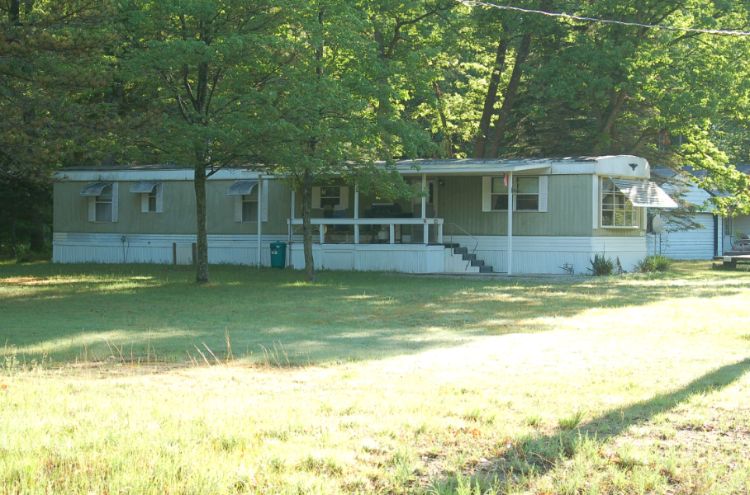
(3, 0, 750, 271)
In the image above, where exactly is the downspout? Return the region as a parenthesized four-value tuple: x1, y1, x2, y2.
(421, 174, 428, 244)
(289, 189, 295, 267)
(257, 175, 263, 267)
(507, 171, 513, 275)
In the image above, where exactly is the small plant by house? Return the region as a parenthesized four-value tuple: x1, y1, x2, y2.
(588, 254, 615, 276)
(637, 255, 671, 273)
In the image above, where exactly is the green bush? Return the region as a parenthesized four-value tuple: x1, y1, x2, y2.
(588, 254, 614, 276)
(636, 255, 671, 273)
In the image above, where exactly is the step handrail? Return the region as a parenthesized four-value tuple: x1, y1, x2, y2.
(444, 222, 479, 254)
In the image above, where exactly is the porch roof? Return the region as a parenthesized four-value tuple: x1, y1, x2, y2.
(391, 158, 552, 176)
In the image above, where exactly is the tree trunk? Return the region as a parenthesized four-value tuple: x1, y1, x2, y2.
(29, 208, 44, 252)
(9, 0, 20, 24)
(301, 169, 315, 282)
(432, 81, 453, 157)
(593, 89, 628, 154)
(9, 218, 17, 255)
(485, 33, 532, 158)
(473, 38, 508, 157)
(194, 164, 209, 283)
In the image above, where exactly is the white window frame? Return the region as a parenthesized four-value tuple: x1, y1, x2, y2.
(233, 180, 269, 223)
(312, 185, 349, 210)
(88, 183, 118, 223)
(483, 176, 547, 213)
(600, 178, 640, 229)
(241, 190, 259, 223)
(320, 186, 341, 209)
(140, 184, 163, 213)
(95, 186, 113, 222)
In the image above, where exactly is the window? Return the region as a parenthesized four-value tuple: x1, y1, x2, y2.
(490, 177, 539, 211)
(490, 177, 509, 210)
(601, 179, 638, 228)
(131, 181, 162, 213)
(83, 182, 117, 222)
(142, 184, 161, 213)
(515, 177, 539, 211)
(320, 186, 341, 209)
(147, 189, 157, 212)
(95, 185, 113, 222)
(242, 190, 258, 222)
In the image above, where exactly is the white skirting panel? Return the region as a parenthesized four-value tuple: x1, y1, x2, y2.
(53, 233, 288, 266)
(287, 243, 445, 273)
(450, 235, 647, 274)
(55, 232, 647, 274)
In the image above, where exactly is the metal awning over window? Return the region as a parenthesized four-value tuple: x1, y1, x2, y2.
(611, 179, 678, 208)
(80, 182, 110, 196)
(226, 180, 258, 196)
(129, 181, 158, 193)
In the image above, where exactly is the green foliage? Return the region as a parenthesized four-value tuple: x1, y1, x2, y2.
(558, 410, 585, 431)
(588, 254, 615, 276)
(637, 255, 672, 273)
(5, 0, 750, 269)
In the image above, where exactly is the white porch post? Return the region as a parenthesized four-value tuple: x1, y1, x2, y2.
(437, 221, 443, 244)
(257, 175, 263, 267)
(507, 171, 513, 275)
(354, 183, 360, 244)
(421, 173, 428, 245)
(389, 224, 395, 244)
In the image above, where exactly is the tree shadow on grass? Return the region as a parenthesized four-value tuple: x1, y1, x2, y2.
(427, 357, 750, 493)
(1, 263, 749, 365)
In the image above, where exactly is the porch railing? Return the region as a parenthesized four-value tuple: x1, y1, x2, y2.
(288, 218, 444, 245)
(444, 222, 479, 255)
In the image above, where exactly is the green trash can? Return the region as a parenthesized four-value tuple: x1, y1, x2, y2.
(270, 241, 287, 269)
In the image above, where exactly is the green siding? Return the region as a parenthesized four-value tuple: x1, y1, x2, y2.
(439, 175, 595, 236)
(54, 174, 646, 238)
(54, 180, 291, 235)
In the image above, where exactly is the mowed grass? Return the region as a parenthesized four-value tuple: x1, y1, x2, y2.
(1, 262, 750, 494)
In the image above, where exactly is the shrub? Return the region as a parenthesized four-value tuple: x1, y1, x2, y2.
(588, 254, 614, 276)
(636, 255, 671, 273)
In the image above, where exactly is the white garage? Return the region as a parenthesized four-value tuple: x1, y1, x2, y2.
(648, 212, 719, 260)
(647, 169, 722, 260)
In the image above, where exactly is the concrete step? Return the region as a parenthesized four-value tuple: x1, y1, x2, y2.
(462, 253, 477, 262)
(471, 259, 485, 267)
(454, 247, 468, 255)
(479, 265, 494, 273)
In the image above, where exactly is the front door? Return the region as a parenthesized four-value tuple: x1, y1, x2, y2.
(411, 179, 438, 217)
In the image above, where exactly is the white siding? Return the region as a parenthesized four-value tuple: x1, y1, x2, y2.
(450, 235, 647, 274)
(648, 213, 716, 260)
(55, 232, 649, 275)
(288, 244, 445, 273)
(53, 233, 288, 266)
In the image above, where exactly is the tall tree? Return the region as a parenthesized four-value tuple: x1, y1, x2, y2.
(411, 1, 750, 212)
(116, 0, 284, 282)
(258, 1, 430, 281)
(0, 0, 114, 252)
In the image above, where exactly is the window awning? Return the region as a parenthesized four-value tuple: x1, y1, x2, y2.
(611, 179, 678, 208)
(226, 180, 258, 196)
(80, 182, 110, 196)
(129, 181, 158, 193)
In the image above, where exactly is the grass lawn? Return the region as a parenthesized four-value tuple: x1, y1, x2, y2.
(1, 261, 750, 494)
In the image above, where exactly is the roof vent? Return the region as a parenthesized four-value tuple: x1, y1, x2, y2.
(629, 163, 638, 171)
